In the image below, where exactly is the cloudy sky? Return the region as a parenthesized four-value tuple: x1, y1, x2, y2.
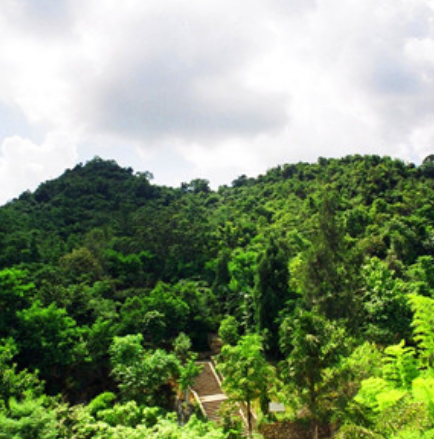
(1, 0, 434, 204)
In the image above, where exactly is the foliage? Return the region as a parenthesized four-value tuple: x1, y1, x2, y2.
(347, 323, 434, 436)
(16, 301, 87, 385)
(173, 332, 193, 364)
(59, 247, 103, 284)
(335, 424, 383, 439)
(361, 258, 412, 344)
(109, 334, 179, 406)
(0, 268, 34, 337)
(2, 155, 434, 437)
(92, 414, 228, 439)
(412, 374, 434, 423)
(0, 338, 43, 408)
(178, 360, 202, 394)
(218, 333, 274, 436)
(254, 237, 291, 354)
(97, 400, 147, 427)
(87, 392, 116, 416)
(281, 307, 349, 438)
(227, 249, 258, 331)
(409, 294, 434, 367)
(218, 315, 240, 346)
(382, 341, 419, 390)
(355, 377, 407, 413)
(58, 405, 227, 439)
(332, 342, 383, 422)
(0, 396, 58, 439)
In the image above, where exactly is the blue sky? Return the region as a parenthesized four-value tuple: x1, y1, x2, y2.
(1, 0, 434, 204)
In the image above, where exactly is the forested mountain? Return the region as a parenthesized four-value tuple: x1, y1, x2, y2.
(2, 154, 434, 438)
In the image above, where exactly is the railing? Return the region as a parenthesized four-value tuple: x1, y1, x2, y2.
(190, 387, 207, 418)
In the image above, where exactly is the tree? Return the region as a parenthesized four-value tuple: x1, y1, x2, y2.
(212, 250, 231, 314)
(178, 360, 203, 425)
(109, 334, 180, 406)
(351, 342, 426, 438)
(254, 237, 291, 354)
(172, 280, 215, 348)
(406, 256, 434, 297)
(299, 191, 359, 321)
(181, 179, 211, 194)
(421, 154, 434, 177)
(0, 268, 33, 337)
(16, 302, 86, 391)
(218, 315, 240, 346)
(282, 308, 348, 439)
(144, 282, 190, 341)
(173, 332, 193, 365)
(59, 247, 103, 284)
(228, 249, 258, 332)
(0, 396, 58, 439)
(118, 283, 190, 344)
(361, 257, 412, 344)
(0, 339, 43, 409)
(218, 333, 274, 437)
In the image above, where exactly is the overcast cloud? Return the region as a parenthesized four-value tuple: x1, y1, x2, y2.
(0, 0, 434, 204)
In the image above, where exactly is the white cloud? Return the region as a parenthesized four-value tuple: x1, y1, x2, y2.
(70, 0, 290, 142)
(0, 132, 78, 204)
(1, 0, 434, 199)
(266, 0, 434, 161)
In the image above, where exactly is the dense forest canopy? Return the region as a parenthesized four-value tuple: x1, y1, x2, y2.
(3, 154, 434, 438)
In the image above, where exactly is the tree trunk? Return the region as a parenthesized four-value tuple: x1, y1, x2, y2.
(313, 420, 319, 439)
(309, 378, 318, 439)
(247, 399, 252, 438)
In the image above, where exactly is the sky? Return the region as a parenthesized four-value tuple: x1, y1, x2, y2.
(1, 0, 434, 205)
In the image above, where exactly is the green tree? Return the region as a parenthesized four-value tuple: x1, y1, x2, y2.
(228, 249, 258, 332)
(282, 308, 348, 439)
(145, 282, 190, 341)
(218, 315, 240, 346)
(361, 258, 412, 344)
(172, 280, 215, 348)
(181, 179, 211, 194)
(59, 246, 103, 284)
(109, 334, 180, 406)
(0, 397, 58, 439)
(16, 302, 87, 391)
(218, 333, 274, 437)
(118, 283, 191, 345)
(300, 192, 358, 321)
(0, 339, 43, 409)
(212, 250, 231, 314)
(178, 359, 203, 425)
(254, 237, 291, 354)
(173, 332, 193, 365)
(407, 256, 434, 297)
(0, 268, 33, 337)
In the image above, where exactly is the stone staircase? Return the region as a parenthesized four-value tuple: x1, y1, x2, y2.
(192, 359, 257, 438)
(191, 361, 228, 422)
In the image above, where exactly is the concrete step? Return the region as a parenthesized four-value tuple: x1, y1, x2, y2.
(191, 359, 250, 437)
(192, 361, 226, 423)
(192, 362, 222, 396)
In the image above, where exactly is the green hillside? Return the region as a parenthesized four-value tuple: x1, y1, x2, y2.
(2, 154, 434, 438)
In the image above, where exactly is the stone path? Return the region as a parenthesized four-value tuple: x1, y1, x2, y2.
(191, 361, 229, 422)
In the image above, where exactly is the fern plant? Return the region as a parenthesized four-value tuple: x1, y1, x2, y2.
(408, 294, 434, 367)
(383, 341, 419, 390)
